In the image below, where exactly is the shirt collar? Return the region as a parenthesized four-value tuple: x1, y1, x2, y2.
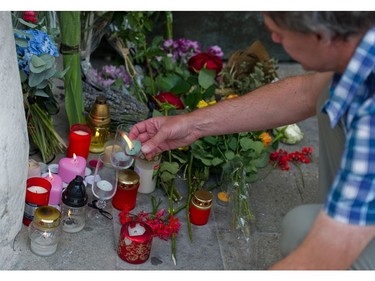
(322, 25, 375, 128)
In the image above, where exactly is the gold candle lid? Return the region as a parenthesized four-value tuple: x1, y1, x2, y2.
(33, 206, 61, 229)
(118, 169, 140, 185)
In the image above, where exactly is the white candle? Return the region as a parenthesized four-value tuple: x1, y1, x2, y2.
(30, 232, 58, 256)
(27, 186, 48, 194)
(62, 210, 85, 233)
(74, 130, 89, 136)
(97, 180, 112, 191)
(27, 159, 41, 178)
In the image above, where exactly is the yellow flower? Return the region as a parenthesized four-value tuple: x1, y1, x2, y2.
(196, 100, 216, 108)
(259, 131, 272, 148)
(196, 100, 209, 108)
(224, 94, 239, 99)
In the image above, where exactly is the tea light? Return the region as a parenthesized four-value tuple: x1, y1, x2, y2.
(43, 170, 63, 206)
(120, 131, 141, 156)
(58, 154, 86, 183)
(27, 159, 41, 178)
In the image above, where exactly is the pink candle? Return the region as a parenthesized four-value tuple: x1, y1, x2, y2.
(44, 170, 63, 206)
(58, 154, 86, 184)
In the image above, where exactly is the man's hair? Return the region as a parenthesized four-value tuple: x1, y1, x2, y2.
(263, 12, 375, 40)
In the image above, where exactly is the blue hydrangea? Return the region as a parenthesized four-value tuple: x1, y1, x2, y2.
(14, 29, 59, 76)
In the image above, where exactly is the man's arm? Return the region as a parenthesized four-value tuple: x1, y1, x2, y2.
(190, 71, 333, 139)
(270, 211, 375, 269)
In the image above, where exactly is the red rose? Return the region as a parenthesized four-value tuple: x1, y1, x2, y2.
(188, 52, 223, 75)
(154, 92, 185, 110)
(23, 11, 38, 24)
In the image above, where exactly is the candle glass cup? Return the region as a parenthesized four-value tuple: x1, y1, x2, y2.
(110, 124, 135, 170)
(88, 153, 118, 225)
(28, 206, 62, 256)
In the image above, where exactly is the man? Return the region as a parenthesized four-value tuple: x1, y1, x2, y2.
(129, 12, 375, 269)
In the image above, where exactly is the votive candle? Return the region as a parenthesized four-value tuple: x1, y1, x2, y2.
(66, 124, 92, 159)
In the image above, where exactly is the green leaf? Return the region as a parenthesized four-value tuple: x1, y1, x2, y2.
(224, 150, 236, 160)
(30, 55, 47, 73)
(202, 136, 217, 146)
(35, 89, 49, 98)
(159, 161, 179, 174)
(15, 37, 29, 48)
(39, 54, 55, 69)
(17, 18, 38, 28)
(198, 68, 216, 89)
(212, 157, 224, 166)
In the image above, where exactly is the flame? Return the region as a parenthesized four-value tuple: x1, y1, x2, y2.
(95, 130, 100, 138)
(73, 153, 77, 162)
(48, 169, 53, 179)
(68, 209, 72, 218)
(120, 131, 134, 150)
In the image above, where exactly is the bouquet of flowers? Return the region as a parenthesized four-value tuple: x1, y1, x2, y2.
(13, 12, 68, 162)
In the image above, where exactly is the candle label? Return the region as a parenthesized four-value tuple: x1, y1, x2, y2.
(24, 202, 39, 222)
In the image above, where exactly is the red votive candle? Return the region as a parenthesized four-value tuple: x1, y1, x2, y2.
(112, 169, 140, 211)
(67, 124, 92, 159)
(23, 177, 52, 226)
(117, 221, 153, 264)
(189, 190, 213, 226)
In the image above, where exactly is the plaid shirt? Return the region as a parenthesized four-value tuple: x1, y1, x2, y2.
(322, 25, 375, 225)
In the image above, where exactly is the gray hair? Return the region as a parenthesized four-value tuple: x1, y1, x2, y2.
(263, 12, 375, 40)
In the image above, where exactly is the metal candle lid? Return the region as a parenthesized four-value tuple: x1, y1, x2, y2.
(62, 175, 88, 207)
(33, 206, 61, 229)
(88, 95, 110, 127)
(118, 169, 140, 185)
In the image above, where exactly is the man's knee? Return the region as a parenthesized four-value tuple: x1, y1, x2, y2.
(280, 204, 322, 256)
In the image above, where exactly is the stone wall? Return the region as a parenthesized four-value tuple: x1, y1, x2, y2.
(0, 11, 29, 268)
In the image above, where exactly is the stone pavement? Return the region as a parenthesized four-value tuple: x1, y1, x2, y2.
(5, 63, 320, 270)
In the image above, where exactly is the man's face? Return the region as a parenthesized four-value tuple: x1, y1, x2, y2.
(263, 14, 334, 72)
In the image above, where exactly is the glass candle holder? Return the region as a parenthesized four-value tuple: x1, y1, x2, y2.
(189, 190, 213, 226)
(87, 95, 111, 154)
(61, 176, 88, 233)
(134, 154, 161, 194)
(28, 206, 62, 257)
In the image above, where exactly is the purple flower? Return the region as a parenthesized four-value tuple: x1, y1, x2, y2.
(207, 45, 224, 58)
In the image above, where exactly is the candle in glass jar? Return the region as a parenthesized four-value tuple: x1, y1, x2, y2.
(61, 208, 85, 233)
(27, 159, 41, 178)
(66, 124, 92, 159)
(23, 177, 52, 226)
(58, 154, 86, 183)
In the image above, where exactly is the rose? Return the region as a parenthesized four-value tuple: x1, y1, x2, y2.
(188, 52, 223, 75)
(154, 92, 185, 110)
(23, 11, 38, 24)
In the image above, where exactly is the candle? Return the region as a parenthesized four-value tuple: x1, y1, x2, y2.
(117, 221, 153, 264)
(66, 124, 92, 159)
(58, 154, 86, 183)
(120, 131, 141, 156)
(134, 154, 161, 194)
(23, 177, 52, 226)
(92, 180, 113, 199)
(27, 159, 41, 178)
(28, 206, 61, 257)
(43, 170, 63, 206)
(112, 170, 139, 211)
(62, 208, 85, 233)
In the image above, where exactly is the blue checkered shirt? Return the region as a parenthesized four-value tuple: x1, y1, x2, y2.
(322, 25, 375, 225)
